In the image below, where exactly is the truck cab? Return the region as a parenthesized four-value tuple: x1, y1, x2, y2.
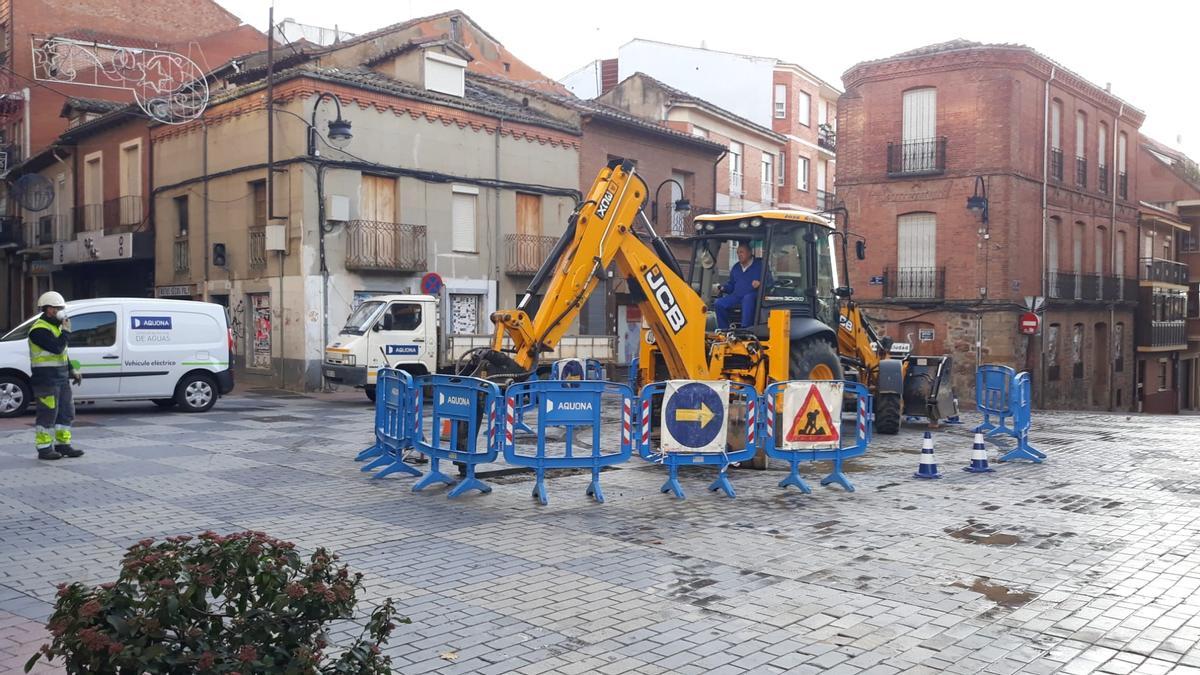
(323, 294, 438, 399)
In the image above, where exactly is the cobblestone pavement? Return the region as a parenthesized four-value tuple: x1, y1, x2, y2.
(2, 389, 1200, 674)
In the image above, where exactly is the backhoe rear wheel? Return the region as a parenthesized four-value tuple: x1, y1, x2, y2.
(789, 339, 844, 381)
(875, 392, 901, 435)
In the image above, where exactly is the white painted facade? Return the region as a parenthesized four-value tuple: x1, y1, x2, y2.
(617, 39, 775, 127)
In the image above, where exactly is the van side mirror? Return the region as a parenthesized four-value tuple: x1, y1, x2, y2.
(855, 241, 866, 260)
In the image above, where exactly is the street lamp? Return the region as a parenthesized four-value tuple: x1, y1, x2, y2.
(308, 92, 353, 156)
(966, 175, 989, 226)
(652, 178, 691, 234)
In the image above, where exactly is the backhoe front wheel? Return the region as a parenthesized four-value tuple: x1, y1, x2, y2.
(789, 339, 844, 381)
(875, 392, 901, 435)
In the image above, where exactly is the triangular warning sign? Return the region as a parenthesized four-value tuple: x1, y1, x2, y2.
(785, 385, 839, 443)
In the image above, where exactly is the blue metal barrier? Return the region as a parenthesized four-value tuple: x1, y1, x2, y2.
(356, 368, 422, 479)
(636, 381, 759, 500)
(762, 380, 872, 493)
(502, 380, 634, 505)
(999, 371, 1045, 463)
(550, 358, 606, 381)
(627, 357, 640, 393)
(411, 374, 502, 498)
(974, 364, 1017, 437)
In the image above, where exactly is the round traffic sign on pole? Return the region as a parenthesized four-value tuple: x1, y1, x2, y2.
(420, 272, 443, 295)
(1019, 311, 1039, 335)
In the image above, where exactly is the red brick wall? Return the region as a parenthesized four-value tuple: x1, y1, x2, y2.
(838, 45, 1144, 410)
(772, 69, 827, 209)
(580, 117, 720, 225)
(70, 118, 151, 233)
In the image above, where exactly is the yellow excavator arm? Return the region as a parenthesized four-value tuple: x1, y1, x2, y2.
(483, 159, 711, 380)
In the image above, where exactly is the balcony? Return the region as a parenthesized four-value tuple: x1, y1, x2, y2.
(30, 214, 70, 246)
(1141, 320, 1187, 350)
(1140, 257, 1188, 285)
(71, 195, 145, 234)
(173, 237, 189, 274)
(248, 227, 266, 269)
(1098, 166, 1109, 194)
(817, 190, 835, 211)
(1048, 271, 1074, 299)
(883, 266, 945, 300)
(818, 124, 836, 152)
(760, 181, 773, 205)
(1050, 148, 1064, 182)
(1119, 172, 1128, 200)
(344, 220, 427, 273)
(1075, 156, 1087, 188)
(730, 172, 743, 196)
(0, 215, 21, 247)
(1101, 275, 1137, 302)
(886, 137, 947, 177)
(505, 233, 556, 275)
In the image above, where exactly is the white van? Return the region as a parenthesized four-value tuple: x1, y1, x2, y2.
(0, 298, 234, 417)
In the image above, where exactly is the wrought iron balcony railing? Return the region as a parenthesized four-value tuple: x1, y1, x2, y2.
(1139, 257, 1188, 285)
(818, 124, 836, 152)
(505, 234, 557, 275)
(1075, 155, 1087, 187)
(883, 266, 945, 300)
(886, 137, 947, 177)
(173, 237, 189, 274)
(344, 220, 427, 272)
(1099, 165, 1109, 194)
(1050, 148, 1064, 182)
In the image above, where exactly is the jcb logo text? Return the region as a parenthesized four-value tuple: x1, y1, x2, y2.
(645, 266, 687, 333)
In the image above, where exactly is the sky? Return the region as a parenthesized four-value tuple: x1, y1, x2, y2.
(216, 0, 1200, 160)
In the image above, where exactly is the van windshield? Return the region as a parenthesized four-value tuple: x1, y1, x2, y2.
(1, 315, 38, 342)
(342, 301, 384, 335)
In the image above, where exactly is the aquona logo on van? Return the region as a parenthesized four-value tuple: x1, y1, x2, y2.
(131, 316, 172, 330)
(595, 189, 616, 219)
(644, 265, 686, 333)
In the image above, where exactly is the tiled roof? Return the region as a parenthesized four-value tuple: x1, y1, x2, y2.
(466, 72, 726, 153)
(59, 97, 125, 117)
(626, 73, 785, 142)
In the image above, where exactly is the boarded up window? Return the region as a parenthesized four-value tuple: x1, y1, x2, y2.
(361, 175, 397, 222)
(516, 193, 542, 236)
(251, 180, 266, 226)
(897, 212, 936, 269)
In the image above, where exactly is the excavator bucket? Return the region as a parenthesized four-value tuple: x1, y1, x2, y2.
(902, 355, 957, 422)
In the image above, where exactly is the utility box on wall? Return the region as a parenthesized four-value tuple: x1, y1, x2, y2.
(326, 195, 350, 222)
(265, 224, 287, 252)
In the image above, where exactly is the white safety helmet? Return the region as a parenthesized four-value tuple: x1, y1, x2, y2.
(37, 291, 67, 309)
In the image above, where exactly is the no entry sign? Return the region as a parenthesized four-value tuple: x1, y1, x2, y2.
(1019, 312, 1040, 335)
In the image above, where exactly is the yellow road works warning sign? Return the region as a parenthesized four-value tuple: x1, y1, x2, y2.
(783, 381, 843, 449)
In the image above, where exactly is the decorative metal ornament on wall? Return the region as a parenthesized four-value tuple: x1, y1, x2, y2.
(10, 174, 54, 212)
(31, 36, 210, 124)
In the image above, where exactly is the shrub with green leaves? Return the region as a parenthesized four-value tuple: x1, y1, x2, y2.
(27, 530, 406, 674)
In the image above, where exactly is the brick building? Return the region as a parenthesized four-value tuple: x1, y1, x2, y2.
(0, 0, 262, 329)
(772, 62, 840, 212)
(1135, 136, 1200, 412)
(838, 40, 1143, 410)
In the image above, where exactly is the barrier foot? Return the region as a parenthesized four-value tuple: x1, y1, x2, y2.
(820, 466, 856, 492)
(361, 453, 395, 473)
(356, 444, 385, 462)
(986, 422, 1015, 438)
(1000, 443, 1044, 464)
(585, 470, 605, 504)
(531, 474, 549, 506)
(777, 464, 812, 494)
(708, 468, 736, 499)
(412, 460, 455, 492)
(373, 458, 422, 479)
(448, 474, 492, 499)
(660, 467, 685, 500)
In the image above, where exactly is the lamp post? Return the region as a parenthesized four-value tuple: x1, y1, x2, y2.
(307, 92, 353, 157)
(966, 175, 989, 226)
(652, 178, 691, 235)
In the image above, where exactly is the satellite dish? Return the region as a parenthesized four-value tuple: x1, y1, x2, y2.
(11, 174, 54, 212)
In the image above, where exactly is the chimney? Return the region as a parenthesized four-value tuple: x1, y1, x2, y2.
(600, 58, 618, 95)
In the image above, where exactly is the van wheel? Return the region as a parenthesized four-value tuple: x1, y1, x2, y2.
(365, 385, 376, 403)
(0, 375, 30, 418)
(152, 399, 177, 409)
(175, 373, 218, 413)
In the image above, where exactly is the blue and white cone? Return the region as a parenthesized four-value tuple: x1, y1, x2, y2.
(963, 432, 994, 473)
(913, 431, 941, 479)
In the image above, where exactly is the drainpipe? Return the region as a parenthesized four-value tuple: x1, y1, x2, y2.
(202, 119, 210, 299)
(494, 113, 503, 284)
(1109, 103, 1123, 412)
(712, 149, 728, 214)
(319, 163, 329, 391)
(1039, 66, 1056, 408)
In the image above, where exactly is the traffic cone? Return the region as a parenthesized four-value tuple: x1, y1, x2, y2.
(913, 431, 941, 479)
(963, 433, 994, 473)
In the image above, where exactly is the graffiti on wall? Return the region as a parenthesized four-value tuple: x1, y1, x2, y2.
(250, 293, 272, 369)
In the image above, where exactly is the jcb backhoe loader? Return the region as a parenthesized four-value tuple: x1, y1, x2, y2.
(456, 159, 955, 434)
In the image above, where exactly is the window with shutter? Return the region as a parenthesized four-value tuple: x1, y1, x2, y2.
(774, 84, 786, 119)
(425, 53, 465, 97)
(901, 88, 937, 172)
(516, 193, 542, 236)
(797, 91, 811, 127)
(896, 212, 937, 299)
(452, 188, 477, 253)
(797, 156, 809, 191)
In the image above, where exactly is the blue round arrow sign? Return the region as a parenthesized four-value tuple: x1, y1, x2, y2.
(664, 382, 724, 450)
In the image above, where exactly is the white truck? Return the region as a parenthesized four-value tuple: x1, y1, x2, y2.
(322, 294, 615, 401)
